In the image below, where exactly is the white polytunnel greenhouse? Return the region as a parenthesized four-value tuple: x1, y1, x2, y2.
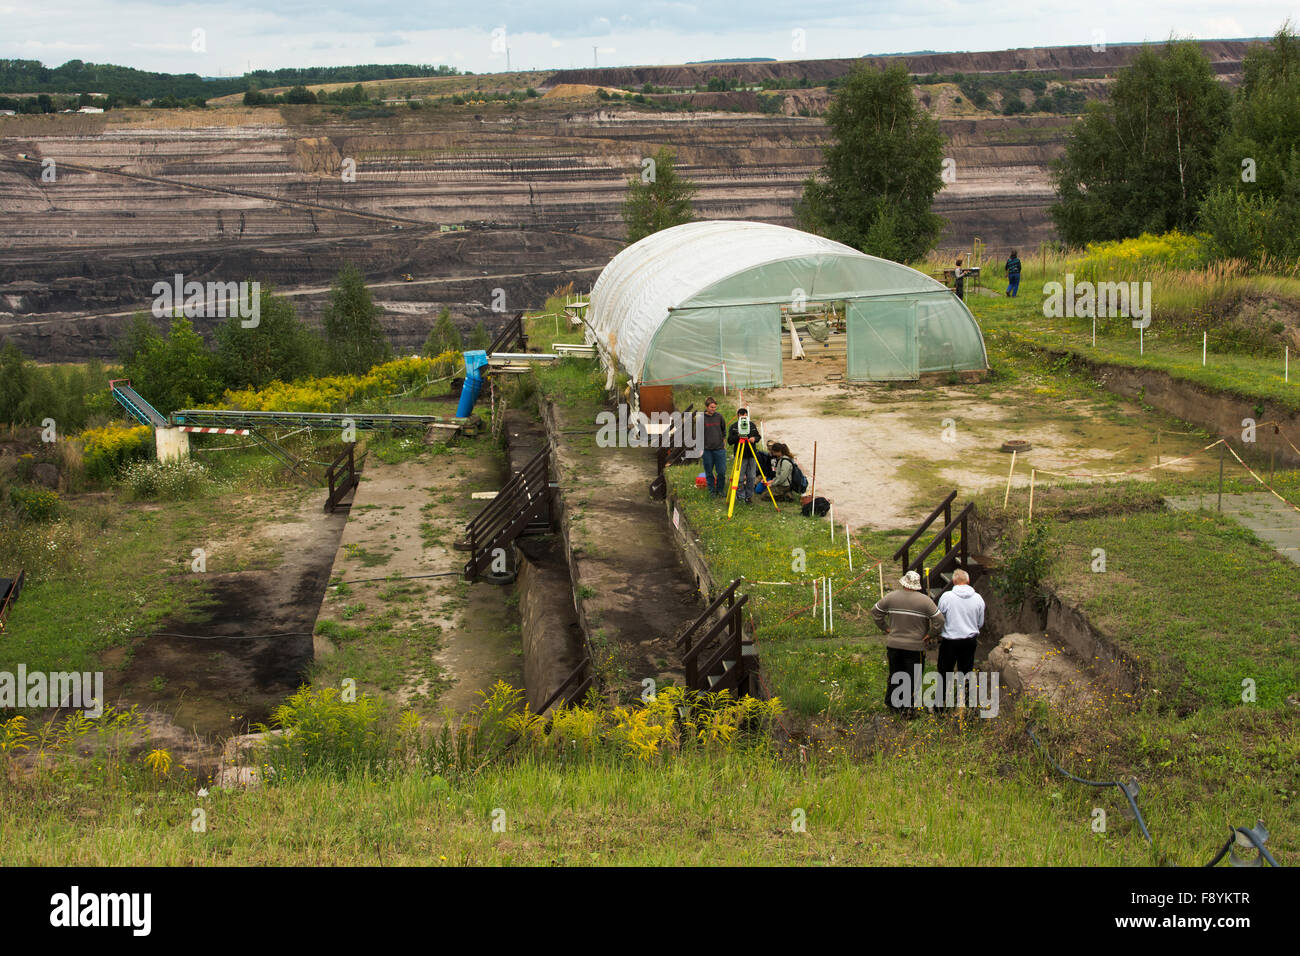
(585, 220, 988, 388)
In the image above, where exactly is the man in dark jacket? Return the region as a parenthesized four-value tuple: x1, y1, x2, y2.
(727, 407, 762, 504)
(699, 397, 727, 496)
(872, 570, 944, 714)
(1005, 249, 1021, 298)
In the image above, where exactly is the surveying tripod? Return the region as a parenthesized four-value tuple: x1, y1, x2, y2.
(726, 436, 780, 517)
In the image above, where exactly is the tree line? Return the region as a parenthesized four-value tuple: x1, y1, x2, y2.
(0, 266, 490, 429)
(0, 59, 463, 102)
(1051, 24, 1299, 260)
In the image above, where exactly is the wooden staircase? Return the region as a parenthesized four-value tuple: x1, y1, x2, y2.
(893, 490, 985, 601)
(462, 446, 554, 579)
(677, 579, 759, 696)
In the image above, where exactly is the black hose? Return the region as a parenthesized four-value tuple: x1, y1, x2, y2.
(1026, 723, 1153, 843)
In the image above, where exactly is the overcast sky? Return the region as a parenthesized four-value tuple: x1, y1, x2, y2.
(3, 1, 1294, 75)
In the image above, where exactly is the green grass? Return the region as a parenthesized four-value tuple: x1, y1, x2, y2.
(971, 276, 1300, 414)
(2, 701, 1293, 865)
(0, 490, 300, 679)
(1044, 509, 1300, 710)
(664, 463, 910, 716)
(310, 616, 448, 706)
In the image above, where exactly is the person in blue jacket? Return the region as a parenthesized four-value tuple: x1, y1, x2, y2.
(1005, 249, 1022, 298)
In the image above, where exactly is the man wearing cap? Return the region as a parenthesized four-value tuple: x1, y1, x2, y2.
(872, 571, 945, 714)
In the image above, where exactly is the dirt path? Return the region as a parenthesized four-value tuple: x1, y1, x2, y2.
(545, 401, 697, 696)
(745, 382, 1219, 531)
(311, 442, 522, 717)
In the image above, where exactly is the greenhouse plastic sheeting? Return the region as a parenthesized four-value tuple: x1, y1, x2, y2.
(846, 292, 988, 381)
(587, 220, 988, 385)
(847, 298, 918, 381)
(643, 305, 783, 387)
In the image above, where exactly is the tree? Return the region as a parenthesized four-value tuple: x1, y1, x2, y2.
(215, 286, 322, 389)
(1199, 23, 1300, 260)
(1050, 40, 1230, 245)
(796, 63, 946, 262)
(468, 319, 492, 351)
(0, 342, 35, 425)
(422, 307, 463, 356)
(622, 146, 697, 244)
(322, 265, 391, 375)
(121, 315, 221, 413)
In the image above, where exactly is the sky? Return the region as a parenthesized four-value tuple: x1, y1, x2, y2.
(2, 1, 1294, 76)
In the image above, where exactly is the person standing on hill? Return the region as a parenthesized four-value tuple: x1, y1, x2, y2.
(700, 397, 727, 496)
(872, 570, 944, 715)
(1004, 249, 1022, 298)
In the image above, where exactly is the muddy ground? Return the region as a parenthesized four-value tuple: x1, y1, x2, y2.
(102, 491, 347, 751)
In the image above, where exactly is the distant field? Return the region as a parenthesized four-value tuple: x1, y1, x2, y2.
(204, 71, 554, 106)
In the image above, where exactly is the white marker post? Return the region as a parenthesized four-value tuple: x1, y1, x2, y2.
(1092, 316, 1096, 348)
(1203, 331, 1207, 367)
(846, 524, 853, 571)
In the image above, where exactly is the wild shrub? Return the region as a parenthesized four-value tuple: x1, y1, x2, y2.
(120, 458, 210, 500)
(8, 487, 59, 522)
(995, 522, 1052, 609)
(78, 423, 152, 480)
(256, 686, 393, 781)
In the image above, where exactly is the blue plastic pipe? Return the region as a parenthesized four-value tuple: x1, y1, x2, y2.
(455, 350, 489, 418)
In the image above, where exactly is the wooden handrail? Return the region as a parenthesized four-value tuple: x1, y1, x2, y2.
(893, 490, 957, 562)
(675, 579, 740, 648)
(535, 656, 590, 715)
(911, 502, 973, 572)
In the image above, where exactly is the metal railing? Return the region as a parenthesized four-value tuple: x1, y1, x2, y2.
(109, 379, 168, 428)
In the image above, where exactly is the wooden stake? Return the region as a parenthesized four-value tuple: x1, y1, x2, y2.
(1028, 469, 1036, 522)
(846, 524, 853, 571)
(1218, 445, 1225, 512)
(878, 562, 884, 597)
(809, 441, 817, 500)
(1003, 449, 1017, 508)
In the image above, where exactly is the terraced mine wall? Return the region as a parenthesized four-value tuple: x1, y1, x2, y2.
(0, 39, 1259, 363)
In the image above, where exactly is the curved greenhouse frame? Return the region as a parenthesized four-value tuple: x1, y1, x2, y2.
(586, 220, 988, 387)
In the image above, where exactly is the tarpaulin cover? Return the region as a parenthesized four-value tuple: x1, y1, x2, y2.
(586, 220, 987, 385)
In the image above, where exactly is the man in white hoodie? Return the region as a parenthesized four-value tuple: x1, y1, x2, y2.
(935, 569, 985, 711)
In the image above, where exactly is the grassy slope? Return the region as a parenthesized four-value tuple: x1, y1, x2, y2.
(972, 273, 1300, 414)
(4, 703, 1294, 866)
